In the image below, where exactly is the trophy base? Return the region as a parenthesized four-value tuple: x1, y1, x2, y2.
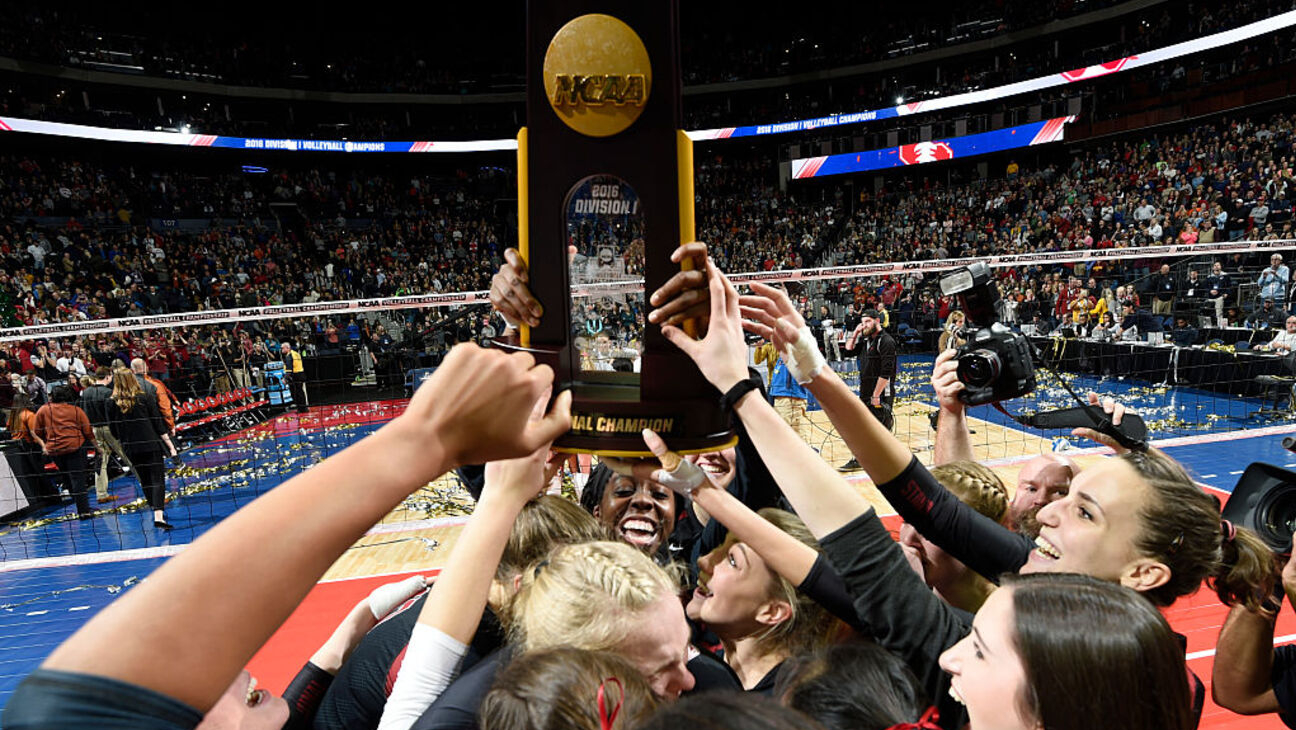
(494, 339, 736, 457)
(554, 391, 738, 456)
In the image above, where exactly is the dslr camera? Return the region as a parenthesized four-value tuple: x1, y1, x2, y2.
(939, 262, 1036, 406)
(1221, 454, 1296, 553)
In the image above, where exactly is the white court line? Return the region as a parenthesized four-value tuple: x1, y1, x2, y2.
(0, 517, 470, 574)
(67, 606, 89, 612)
(1201, 474, 1218, 478)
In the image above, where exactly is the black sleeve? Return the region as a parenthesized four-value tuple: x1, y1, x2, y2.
(683, 649, 742, 694)
(1272, 644, 1296, 729)
(106, 401, 122, 442)
(878, 336, 897, 380)
(796, 553, 865, 632)
(409, 649, 509, 730)
(730, 370, 782, 515)
(1, 669, 203, 730)
(454, 465, 486, 503)
(875, 456, 1033, 582)
(281, 662, 334, 730)
(145, 397, 167, 441)
(820, 510, 970, 730)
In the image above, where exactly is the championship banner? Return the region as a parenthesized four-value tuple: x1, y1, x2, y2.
(791, 116, 1074, 179)
(689, 9, 1296, 141)
(1, 10, 1293, 153)
(7, 237, 1296, 342)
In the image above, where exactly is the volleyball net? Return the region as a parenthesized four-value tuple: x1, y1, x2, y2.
(2, 238, 1294, 563)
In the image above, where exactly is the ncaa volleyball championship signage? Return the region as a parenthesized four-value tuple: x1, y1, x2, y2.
(1, 10, 1293, 154)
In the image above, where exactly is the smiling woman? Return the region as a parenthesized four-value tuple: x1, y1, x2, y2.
(688, 508, 838, 692)
(580, 463, 680, 558)
(939, 574, 1193, 730)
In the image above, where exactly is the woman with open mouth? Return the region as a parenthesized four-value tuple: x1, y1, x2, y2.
(660, 261, 1273, 729)
(685, 508, 837, 693)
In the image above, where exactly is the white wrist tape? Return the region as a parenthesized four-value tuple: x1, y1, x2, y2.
(651, 458, 706, 497)
(784, 325, 827, 384)
(603, 454, 706, 497)
(368, 575, 428, 620)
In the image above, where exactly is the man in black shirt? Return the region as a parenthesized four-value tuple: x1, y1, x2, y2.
(840, 309, 897, 470)
(1151, 263, 1177, 317)
(79, 367, 132, 503)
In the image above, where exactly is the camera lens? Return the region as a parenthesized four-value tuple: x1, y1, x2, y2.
(1258, 486, 1296, 552)
(957, 349, 1001, 388)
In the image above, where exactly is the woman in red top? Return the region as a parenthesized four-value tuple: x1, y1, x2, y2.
(7, 390, 55, 506)
(32, 384, 94, 518)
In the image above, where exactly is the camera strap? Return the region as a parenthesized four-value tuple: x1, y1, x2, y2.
(994, 346, 1149, 452)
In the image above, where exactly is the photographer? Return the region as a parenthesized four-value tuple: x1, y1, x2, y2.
(1209, 537, 1292, 726)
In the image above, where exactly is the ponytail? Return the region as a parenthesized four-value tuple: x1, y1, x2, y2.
(1212, 522, 1279, 616)
(1126, 449, 1279, 610)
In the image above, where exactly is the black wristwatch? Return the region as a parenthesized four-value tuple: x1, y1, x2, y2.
(720, 376, 762, 413)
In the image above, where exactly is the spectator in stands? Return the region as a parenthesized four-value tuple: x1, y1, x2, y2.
(29, 342, 59, 392)
(281, 341, 307, 413)
(78, 367, 132, 503)
(1248, 298, 1289, 330)
(1171, 316, 1199, 348)
(1117, 301, 1142, 341)
(32, 384, 94, 518)
(1260, 316, 1296, 354)
(1151, 264, 1178, 317)
(1207, 261, 1233, 328)
(1258, 254, 1290, 305)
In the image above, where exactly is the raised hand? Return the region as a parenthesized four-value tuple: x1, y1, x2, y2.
(648, 241, 711, 331)
(931, 348, 965, 413)
(481, 387, 567, 504)
(489, 248, 542, 327)
(603, 428, 709, 499)
(739, 282, 823, 383)
(395, 343, 572, 473)
(659, 258, 750, 392)
(1070, 391, 1128, 452)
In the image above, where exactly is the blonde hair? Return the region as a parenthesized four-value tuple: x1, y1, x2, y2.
(111, 369, 143, 413)
(929, 461, 1009, 524)
(497, 496, 609, 582)
(751, 508, 839, 655)
(510, 541, 678, 653)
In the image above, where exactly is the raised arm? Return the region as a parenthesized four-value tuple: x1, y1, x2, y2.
(1212, 543, 1293, 717)
(659, 270, 969, 725)
(615, 429, 858, 629)
(36, 344, 571, 714)
(659, 262, 874, 537)
(378, 411, 562, 730)
(930, 349, 976, 465)
(740, 283, 1032, 580)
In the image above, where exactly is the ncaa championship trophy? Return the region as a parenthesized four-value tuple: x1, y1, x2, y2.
(505, 0, 736, 456)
